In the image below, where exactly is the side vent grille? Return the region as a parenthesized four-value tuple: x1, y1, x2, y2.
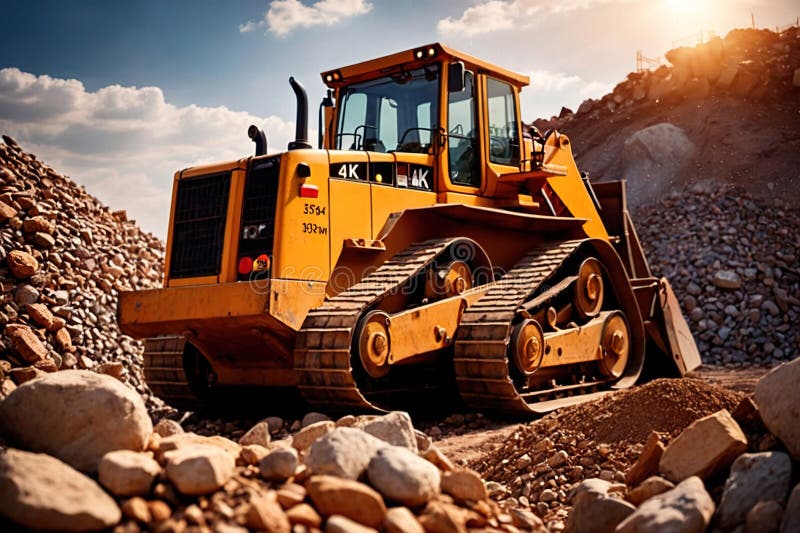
(169, 172, 231, 279)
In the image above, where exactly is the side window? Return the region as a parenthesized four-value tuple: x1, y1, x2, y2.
(486, 78, 519, 166)
(337, 92, 367, 150)
(378, 97, 398, 152)
(416, 102, 432, 145)
(448, 71, 479, 187)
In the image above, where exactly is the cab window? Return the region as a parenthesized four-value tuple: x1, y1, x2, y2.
(448, 71, 479, 187)
(336, 66, 440, 153)
(486, 78, 519, 166)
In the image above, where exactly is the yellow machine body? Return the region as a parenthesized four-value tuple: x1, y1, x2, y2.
(118, 43, 700, 412)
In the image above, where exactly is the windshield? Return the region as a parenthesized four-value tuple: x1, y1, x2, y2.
(336, 65, 440, 153)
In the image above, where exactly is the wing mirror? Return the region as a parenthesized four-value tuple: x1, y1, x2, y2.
(448, 61, 466, 92)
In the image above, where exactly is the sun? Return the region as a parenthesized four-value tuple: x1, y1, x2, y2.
(663, 0, 707, 14)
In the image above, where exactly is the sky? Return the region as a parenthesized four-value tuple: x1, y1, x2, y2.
(0, 0, 797, 236)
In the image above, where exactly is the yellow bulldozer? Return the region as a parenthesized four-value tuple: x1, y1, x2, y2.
(118, 43, 700, 414)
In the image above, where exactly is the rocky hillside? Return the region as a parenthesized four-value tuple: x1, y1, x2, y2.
(0, 135, 164, 405)
(533, 27, 800, 207)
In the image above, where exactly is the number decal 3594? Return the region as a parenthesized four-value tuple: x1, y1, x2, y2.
(303, 203, 326, 216)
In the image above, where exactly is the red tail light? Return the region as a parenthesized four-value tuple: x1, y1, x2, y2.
(238, 256, 253, 275)
(300, 184, 319, 198)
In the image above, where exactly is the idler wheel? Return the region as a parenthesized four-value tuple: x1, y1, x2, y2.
(574, 257, 604, 319)
(600, 311, 630, 378)
(426, 260, 473, 300)
(356, 311, 391, 378)
(511, 319, 545, 376)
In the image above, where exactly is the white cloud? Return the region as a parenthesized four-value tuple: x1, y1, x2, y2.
(241, 0, 372, 37)
(580, 80, 615, 96)
(0, 67, 297, 237)
(529, 70, 581, 91)
(438, 0, 630, 36)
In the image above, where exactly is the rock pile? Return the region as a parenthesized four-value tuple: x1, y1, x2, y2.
(533, 27, 800, 207)
(471, 379, 744, 530)
(635, 186, 800, 367)
(0, 370, 542, 532)
(0, 135, 164, 406)
(563, 356, 800, 532)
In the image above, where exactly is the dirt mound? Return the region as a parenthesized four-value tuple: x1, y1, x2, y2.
(533, 27, 800, 206)
(470, 379, 744, 527)
(0, 135, 164, 407)
(557, 378, 744, 445)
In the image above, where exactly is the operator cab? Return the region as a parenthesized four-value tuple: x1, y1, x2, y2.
(320, 43, 531, 199)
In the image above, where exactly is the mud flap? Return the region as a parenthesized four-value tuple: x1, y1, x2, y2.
(657, 277, 702, 375)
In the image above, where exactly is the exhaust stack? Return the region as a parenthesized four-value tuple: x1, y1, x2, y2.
(248, 125, 267, 156)
(288, 77, 312, 150)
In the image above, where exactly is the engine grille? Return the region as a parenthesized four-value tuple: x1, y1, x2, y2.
(238, 157, 280, 280)
(169, 172, 231, 279)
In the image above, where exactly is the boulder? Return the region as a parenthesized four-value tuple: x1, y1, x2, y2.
(0, 448, 121, 531)
(302, 412, 331, 427)
(621, 123, 694, 207)
(616, 477, 714, 533)
(441, 469, 488, 502)
(164, 444, 235, 495)
(627, 476, 674, 506)
(245, 495, 291, 533)
(6, 250, 39, 278)
(306, 475, 387, 528)
(306, 427, 386, 479)
(713, 270, 743, 290)
(419, 501, 468, 533)
(367, 445, 441, 507)
(361, 411, 418, 452)
(781, 482, 800, 533)
(292, 420, 335, 451)
(241, 444, 270, 466)
(385, 506, 425, 533)
(625, 432, 665, 486)
(286, 503, 322, 527)
(745, 501, 783, 533)
(715, 452, 792, 530)
(659, 409, 747, 482)
(153, 418, 184, 438)
(156, 432, 241, 462)
(98, 449, 161, 496)
(0, 370, 152, 472)
(327, 515, 379, 533)
(754, 358, 800, 460)
(239, 420, 271, 447)
(4, 323, 47, 362)
(260, 446, 299, 481)
(25, 303, 58, 331)
(566, 478, 635, 533)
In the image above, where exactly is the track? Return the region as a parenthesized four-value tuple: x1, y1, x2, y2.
(294, 238, 460, 412)
(454, 241, 613, 413)
(142, 336, 198, 409)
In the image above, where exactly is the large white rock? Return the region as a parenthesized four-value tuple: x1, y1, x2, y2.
(367, 446, 440, 507)
(98, 449, 161, 496)
(0, 448, 121, 531)
(621, 123, 695, 207)
(754, 357, 800, 460)
(0, 370, 152, 473)
(361, 411, 418, 452)
(659, 409, 747, 482)
(307, 427, 387, 479)
(616, 476, 714, 533)
(715, 452, 792, 530)
(165, 444, 235, 495)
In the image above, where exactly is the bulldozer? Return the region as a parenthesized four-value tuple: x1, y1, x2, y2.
(118, 43, 701, 414)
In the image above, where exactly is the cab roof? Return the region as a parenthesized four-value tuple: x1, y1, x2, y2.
(320, 43, 530, 90)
